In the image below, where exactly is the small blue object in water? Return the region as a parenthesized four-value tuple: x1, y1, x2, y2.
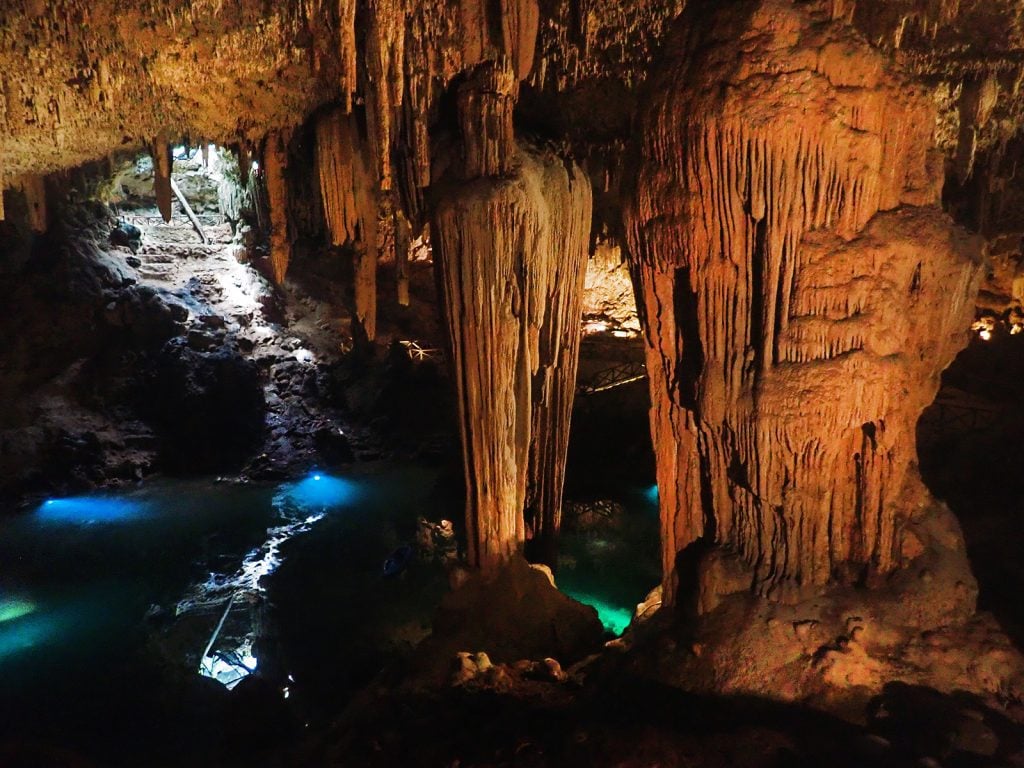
(562, 588, 633, 636)
(36, 496, 148, 524)
(275, 472, 356, 511)
(645, 484, 659, 505)
(383, 544, 413, 578)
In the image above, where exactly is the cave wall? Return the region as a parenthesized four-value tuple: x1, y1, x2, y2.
(626, 0, 983, 605)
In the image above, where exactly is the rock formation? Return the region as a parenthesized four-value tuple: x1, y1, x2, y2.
(315, 108, 379, 340)
(433, 61, 591, 569)
(2, 0, 1020, 611)
(626, 0, 984, 605)
(263, 130, 291, 285)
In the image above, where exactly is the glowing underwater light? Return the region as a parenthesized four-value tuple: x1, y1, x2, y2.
(274, 473, 356, 512)
(562, 588, 632, 636)
(0, 598, 35, 624)
(36, 496, 148, 524)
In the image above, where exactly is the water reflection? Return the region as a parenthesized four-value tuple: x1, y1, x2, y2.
(36, 496, 149, 524)
(189, 472, 355, 688)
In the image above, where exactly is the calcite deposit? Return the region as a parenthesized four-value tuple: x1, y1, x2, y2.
(627, 0, 984, 604)
(432, 61, 592, 568)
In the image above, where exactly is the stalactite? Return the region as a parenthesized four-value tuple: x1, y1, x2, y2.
(20, 174, 46, 233)
(458, 0, 538, 77)
(263, 130, 292, 285)
(458, 61, 518, 178)
(337, 0, 357, 111)
(956, 74, 1000, 183)
(500, 0, 540, 79)
(433, 61, 592, 570)
(151, 137, 172, 223)
(315, 107, 379, 340)
(232, 143, 253, 182)
(394, 208, 411, 307)
(626, 0, 983, 606)
(363, 0, 407, 191)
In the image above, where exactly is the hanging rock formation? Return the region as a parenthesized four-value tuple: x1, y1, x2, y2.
(152, 138, 173, 224)
(263, 130, 291, 285)
(315, 108, 380, 340)
(20, 174, 47, 233)
(433, 61, 592, 570)
(626, 0, 984, 606)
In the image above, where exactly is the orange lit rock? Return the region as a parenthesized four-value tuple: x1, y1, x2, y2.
(315, 108, 380, 341)
(626, 0, 984, 606)
(433, 62, 591, 569)
(19, 174, 47, 233)
(263, 130, 291, 285)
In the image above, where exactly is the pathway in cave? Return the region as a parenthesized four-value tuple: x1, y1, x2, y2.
(110, 151, 371, 478)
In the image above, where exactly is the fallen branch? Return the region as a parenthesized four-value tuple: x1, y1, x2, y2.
(170, 177, 209, 244)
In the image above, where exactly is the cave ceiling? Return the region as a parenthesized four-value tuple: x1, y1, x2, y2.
(2, 0, 1023, 215)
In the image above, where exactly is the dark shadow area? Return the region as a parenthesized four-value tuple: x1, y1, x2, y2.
(314, 674, 1021, 767)
(565, 337, 655, 498)
(918, 329, 1024, 647)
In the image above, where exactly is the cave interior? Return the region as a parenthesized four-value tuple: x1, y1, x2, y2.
(4, 0, 1024, 765)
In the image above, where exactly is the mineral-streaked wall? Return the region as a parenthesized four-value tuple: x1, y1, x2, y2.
(627, 0, 984, 605)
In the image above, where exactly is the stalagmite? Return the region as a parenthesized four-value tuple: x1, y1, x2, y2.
(263, 130, 291, 285)
(433, 61, 592, 570)
(20, 174, 46, 233)
(626, 0, 984, 606)
(315, 107, 379, 341)
(152, 138, 173, 223)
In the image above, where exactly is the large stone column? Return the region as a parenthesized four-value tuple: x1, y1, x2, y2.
(433, 61, 592, 570)
(626, 0, 983, 606)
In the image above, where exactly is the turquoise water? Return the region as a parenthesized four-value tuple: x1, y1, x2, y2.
(0, 465, 446, 763)
(0, 467, 658, 762)
(556, 486, 661, 636)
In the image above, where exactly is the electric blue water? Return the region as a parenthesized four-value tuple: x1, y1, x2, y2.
(275, 472, 359, 511)
(36, 495, 151, 524)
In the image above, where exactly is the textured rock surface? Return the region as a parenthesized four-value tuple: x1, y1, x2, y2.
(582, 240, 641, 333)
(315, 108, 379, 339)
(433, 62, 591, 569)
(627, 0, 984, 605)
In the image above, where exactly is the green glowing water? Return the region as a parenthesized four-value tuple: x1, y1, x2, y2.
(556, 485, 661, 637)
(561, 587, 634, 635)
